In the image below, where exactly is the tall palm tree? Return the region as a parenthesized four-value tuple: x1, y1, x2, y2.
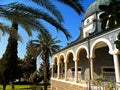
(31, 31, 61, 90)
(99, 0, 120, 30)
(0, 3, 54, 90)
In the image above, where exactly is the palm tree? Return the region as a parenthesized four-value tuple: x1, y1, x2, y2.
(0, 2, 71, 40)
(114, 32, 120, 49)
(9, 0, 84, 39)
(99, 0, 120, 30)
(0, 3, 53, 89)
(31, 31, 61, 90)
(99, 0, 120, 49)
(1, 0, 84, 40)
(0, 1, 84, 89)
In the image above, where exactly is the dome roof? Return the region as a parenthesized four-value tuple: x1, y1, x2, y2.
(84, 0, 112, 19)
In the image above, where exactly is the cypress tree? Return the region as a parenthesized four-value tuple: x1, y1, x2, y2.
(0, 22, 18, 90)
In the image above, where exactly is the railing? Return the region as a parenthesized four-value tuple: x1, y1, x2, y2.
(85, 75, 119, 90)
(87, 75, 119, 90)
(87, 81, 120, 90)
(52, 73, 120, 90)
(103, 76, 116, 82)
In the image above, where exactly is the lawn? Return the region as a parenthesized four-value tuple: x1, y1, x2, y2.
(0, 84, 44, 90)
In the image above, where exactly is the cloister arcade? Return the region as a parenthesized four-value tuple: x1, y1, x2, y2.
(51, 28, 120, 84)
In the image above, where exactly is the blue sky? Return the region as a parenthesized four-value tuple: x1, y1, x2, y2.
(0, 0, 95, 59)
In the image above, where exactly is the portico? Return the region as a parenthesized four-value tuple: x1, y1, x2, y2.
(51, 28, 120, 90)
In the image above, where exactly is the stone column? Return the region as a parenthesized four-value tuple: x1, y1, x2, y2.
(51, 64, 54, 78)
(74, 59, 78, 83)
(113, 54, 120, 82)
(57, 63, 60, 79)
(65, 61, 68, 81)
(90, 58, 94, 80)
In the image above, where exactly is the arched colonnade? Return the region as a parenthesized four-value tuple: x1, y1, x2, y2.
(52, 38, 120, 83)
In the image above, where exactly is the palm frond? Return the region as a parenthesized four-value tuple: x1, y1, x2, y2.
(31, 31, 61, 58)
(99, 0, 120, 30)
(57, 0, 84, 15)
(0, 6, 49, 36)
(114, 40, 120, 49)
(99, 5, 109, 11)
(32, 0, 64, 22)
(7, 3, 71, 40)
(99, 13, 109, 30)
(0, 23, 10, 35)
(108, 16, 116, 28)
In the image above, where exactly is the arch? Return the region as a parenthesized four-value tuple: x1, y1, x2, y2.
(90, 38, 113, 58)
(58, 53, 65, 64)
(66, 50, 75, 62)
(76, 45, 89, 60)
(52, 56, 58, 65)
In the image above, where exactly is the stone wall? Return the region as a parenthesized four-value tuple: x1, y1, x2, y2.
(51, 79, 87, 90)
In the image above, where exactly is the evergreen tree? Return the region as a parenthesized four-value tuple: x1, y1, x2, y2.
(21, 57, 36, 82)
(0, 22, 18, 90)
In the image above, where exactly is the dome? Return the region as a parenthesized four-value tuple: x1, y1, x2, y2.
(84, 0, 112, 19)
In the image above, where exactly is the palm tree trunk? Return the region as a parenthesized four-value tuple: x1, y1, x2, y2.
(43, 51, 49, 90)
(9, 22, 18, 90)
(3, 83, 6, 90)
(43, 60, 48, 90)
(11, 81, 15, 89)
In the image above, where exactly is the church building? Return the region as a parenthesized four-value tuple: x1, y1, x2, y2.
(51, 0, 120, 90)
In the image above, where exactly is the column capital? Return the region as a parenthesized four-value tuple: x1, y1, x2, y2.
(73, 58, 79, 61)
(109, 49, 120, 55)
(57, 62, 60, 65)
(87, 55, 95, 60)
(64, 59, 69, 63)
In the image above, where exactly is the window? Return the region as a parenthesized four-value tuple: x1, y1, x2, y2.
(102, 66, 115, 74)
(71, 67, 81, 72)
(86, 19, 90, 24)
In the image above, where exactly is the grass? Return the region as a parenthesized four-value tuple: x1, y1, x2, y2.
(0, 84, 44, 90)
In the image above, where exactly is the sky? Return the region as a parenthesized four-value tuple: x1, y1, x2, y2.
(0, 0, 95, 61)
